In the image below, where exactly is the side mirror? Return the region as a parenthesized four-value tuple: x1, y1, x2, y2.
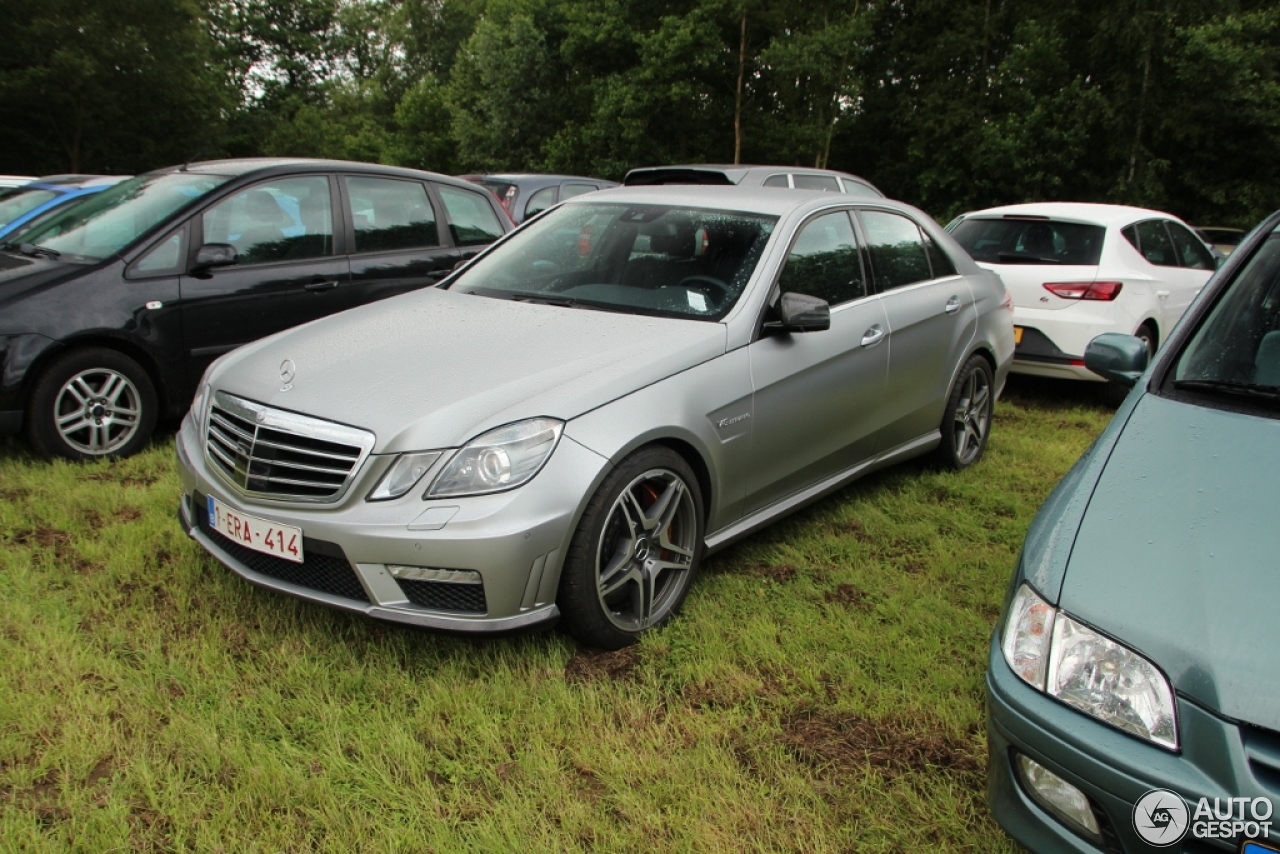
(765, 292, 831, 334)
(1084, 332, 1148, 387)
(193, 243, 238, 270)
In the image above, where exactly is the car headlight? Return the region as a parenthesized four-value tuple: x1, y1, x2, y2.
(427, 417, 563, 498)
(1001, 583, 1179, 750)
(367, 451, 443, 501)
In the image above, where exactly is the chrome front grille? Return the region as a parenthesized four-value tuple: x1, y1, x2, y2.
(205, 391, 375, 502)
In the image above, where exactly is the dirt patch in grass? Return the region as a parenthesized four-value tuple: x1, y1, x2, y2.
(751, 563, 799, 582)
(833, 519, 870, 539)
(82, 470, 159, 488)
(13, 526, 70, 548)
(782, 709, 981, 779)
(12, 526, 101, 573)
(824, 584, 875, 612)
(5, 768, 69, 827)
(565, 646, 640, 683)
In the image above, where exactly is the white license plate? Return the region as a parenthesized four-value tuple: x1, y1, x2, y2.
(207, 495, 304, 563)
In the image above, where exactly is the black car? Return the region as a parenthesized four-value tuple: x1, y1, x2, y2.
(459, 173, 619, 224)
(0, 158, 512, 459)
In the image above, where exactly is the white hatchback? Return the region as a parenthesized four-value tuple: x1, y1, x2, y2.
(949, 202, 1215, 381)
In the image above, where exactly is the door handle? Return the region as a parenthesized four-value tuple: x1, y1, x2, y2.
(1156, 290, 1170, 299)
(305, 280, 339, 292)
(944, 295, 961, 315)
(860, 325, 885, 347)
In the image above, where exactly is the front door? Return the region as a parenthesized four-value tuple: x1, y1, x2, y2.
(743, 210, 890, 516)
(179, 174, 350, 381)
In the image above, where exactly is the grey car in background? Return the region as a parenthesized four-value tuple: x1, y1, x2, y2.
(175, 186, 1014, 648)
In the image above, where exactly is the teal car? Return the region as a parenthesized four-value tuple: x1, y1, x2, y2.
(987, 210, 1280, 852)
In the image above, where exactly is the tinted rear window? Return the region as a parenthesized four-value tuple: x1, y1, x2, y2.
(951, 218, 1105, 265)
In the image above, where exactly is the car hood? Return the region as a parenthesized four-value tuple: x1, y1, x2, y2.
(1059, 392, 1280, 731)
(0, 252, 83, 310)
(208, 287, 728, 453)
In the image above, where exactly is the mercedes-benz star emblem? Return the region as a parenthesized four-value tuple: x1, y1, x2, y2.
(280, 359, 296, 384)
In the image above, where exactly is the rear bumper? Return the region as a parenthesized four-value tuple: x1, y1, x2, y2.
(1011, 303, 1142, 382)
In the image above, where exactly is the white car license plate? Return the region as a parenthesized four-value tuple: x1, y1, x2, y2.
(207, 495, 304, 564)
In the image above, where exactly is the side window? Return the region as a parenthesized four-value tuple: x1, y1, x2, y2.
(1122, 224, 1139, 250)
(792, 174, 841, 192)
(560, 183, 597, 200)
(1167, 221, 1215, 270)
(133, 229, 186, 276)
(438, 185, 505, 246)
(201, 176, 332, 264)
(344, 176, 438, 253)
(840, 178, 880, 198)
(1134, 220, 1177, 267)
(762, 174, 791, 188)
(776, 211, 866, 306)
(922, 232, 958, 278)
(859, 210, 934, 290)
(524, 187, 557, 219)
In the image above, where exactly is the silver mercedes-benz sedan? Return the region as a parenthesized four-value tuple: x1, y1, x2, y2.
(176, 186, 1014, 648)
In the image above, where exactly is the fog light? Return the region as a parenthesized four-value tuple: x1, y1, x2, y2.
(1015, 753, 1101, 840)
(387, 565, 482, 585)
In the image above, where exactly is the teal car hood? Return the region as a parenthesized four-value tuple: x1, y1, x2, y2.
(1060, 392, 1280, 731)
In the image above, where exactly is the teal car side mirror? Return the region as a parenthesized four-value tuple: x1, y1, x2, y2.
(1085, 332, 1149, 387)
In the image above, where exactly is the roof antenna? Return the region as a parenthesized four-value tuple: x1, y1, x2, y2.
(179, 151, 203, 172)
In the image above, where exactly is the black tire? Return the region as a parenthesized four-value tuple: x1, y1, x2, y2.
(1135, 322, 1158, 363)
(26, 347, 158, 460)
(933, 354, 994, 470)
(558, 446, 705, 649)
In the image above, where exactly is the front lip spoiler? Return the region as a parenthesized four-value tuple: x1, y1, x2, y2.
(177, 497, 560, 635)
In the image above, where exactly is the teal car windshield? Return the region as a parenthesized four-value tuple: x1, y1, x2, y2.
(17, 172, 231, 262)
(1173, 226, 1280, 405)
(448, 202, 777, 321)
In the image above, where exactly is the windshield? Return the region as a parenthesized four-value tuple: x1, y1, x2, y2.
(1172, 228, 1280, 406)
(951, 217, 1105, 265)
(15, 172, 230, 262)
(448, 202, 777, 321)
(0, 188, 58, 228)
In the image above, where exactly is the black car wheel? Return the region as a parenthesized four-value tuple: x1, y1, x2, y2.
(558, 446, 704, 649)
(935, 354, 993, 470)
(26, 347, 158, 460)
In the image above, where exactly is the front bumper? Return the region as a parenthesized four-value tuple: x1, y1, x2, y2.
(987, 641, 1279, 853)
(175, 411, 611, 634)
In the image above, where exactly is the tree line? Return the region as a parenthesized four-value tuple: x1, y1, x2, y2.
(1, 0, 1277, 224)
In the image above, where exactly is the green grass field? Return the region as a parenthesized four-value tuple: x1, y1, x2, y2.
(0, 377, 1115, 853)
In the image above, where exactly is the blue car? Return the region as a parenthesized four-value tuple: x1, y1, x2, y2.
(0, 174, 130, 243)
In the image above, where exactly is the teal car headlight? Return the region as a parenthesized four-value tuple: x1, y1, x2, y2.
(427, 418, 563, 498)
(1002, 584, 1179, 751)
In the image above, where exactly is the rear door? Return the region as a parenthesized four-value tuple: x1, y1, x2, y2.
(860, 208, 976, 448)
(179, 174, 350, 378)
(343, 174, 463, 304)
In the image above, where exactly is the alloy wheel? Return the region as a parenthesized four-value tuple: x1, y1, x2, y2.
(593, 467, 698, 633)
(52, 367, 143, 456)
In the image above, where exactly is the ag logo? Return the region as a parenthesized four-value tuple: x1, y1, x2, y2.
(1133, 788, 1190, 846)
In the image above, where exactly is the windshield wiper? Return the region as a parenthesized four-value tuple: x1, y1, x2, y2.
(17, 243, 61, 259)
(1173, 378, 1280, 404)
